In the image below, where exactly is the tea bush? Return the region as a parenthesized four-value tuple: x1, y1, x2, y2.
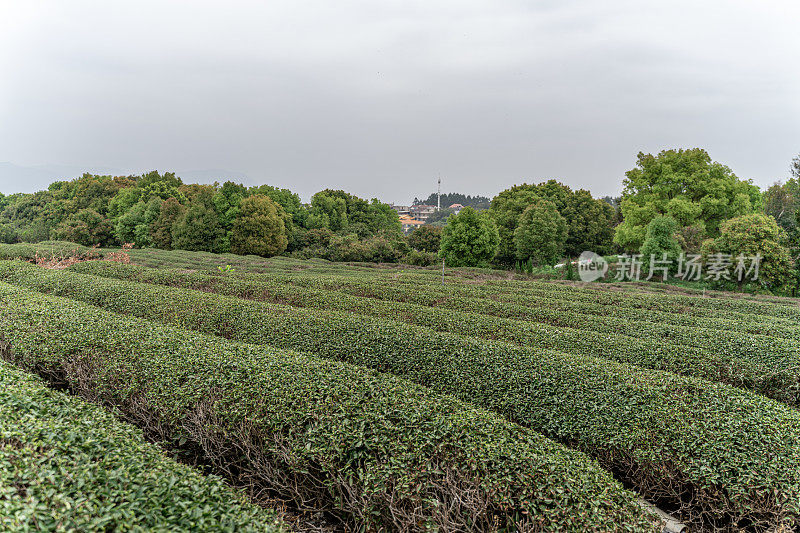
(0, 360, 283, 532)
(0, 282, 654, 532)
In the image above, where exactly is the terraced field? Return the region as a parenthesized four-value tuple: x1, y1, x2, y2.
(0, 242, 799, 531)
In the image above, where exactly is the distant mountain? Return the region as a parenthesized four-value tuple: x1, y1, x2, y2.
(0, 162, 251, 194)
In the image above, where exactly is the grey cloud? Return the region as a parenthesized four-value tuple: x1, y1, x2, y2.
(1, 0, 798, 204)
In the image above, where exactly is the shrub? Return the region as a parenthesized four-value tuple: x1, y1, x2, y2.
(0, 360, 282, 532)
(407, 225, 442, 253)
(0, 281, 653, 532)
(639, 215, 682, 276)
(514, 200, 567, 266)
(403, 249, 439, 266)
(229, 195, 288, 257)
(14, 262, 800, 529)
(439, 207, 499, 267)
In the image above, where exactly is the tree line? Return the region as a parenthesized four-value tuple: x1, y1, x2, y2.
(435, 149, 800, 293)
(1, 147, 798, 292)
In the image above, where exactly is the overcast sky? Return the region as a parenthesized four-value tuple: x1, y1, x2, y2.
(1, 1, 798, 204)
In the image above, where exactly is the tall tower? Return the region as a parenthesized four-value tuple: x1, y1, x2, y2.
(437, 177, 441, 210)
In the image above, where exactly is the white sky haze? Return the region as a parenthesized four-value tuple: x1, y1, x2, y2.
(1, 1, 799, 202)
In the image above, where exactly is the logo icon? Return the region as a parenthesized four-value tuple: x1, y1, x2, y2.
(577, 251, 608, 282)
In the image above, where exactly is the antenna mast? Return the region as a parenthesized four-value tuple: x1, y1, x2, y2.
(437, 177, 441, 210)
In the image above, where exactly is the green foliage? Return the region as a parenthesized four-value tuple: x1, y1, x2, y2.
(407, 224, 442, 253)
(614, 148, 761, 251)
(229, 195, 288, 257)
(149, 197, 185, 249)
(171, 192, 226, 253)
(490, 180, 615, 265)
(715, 213, 796, 291)
(114, 198, 161, 247)
(62, 259, 800, 404)
(52, 208, 115, 246)
(403, 249, 439, 266)
(0, 280, 652, 532)
(0, 360, 282, 532)
(306, 190, 401, 238)
(212, 181, 249, 232)
(639, 215, 682, 275)
(16, 260, 800, 529)
(513, 200, 567, 265)
(250, 184, 307, 250)
(439, 207, 499, 267)
(412, 192, 491, 210)
(763, 179, 800, 242)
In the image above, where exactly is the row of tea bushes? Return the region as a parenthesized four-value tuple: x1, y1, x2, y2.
(228, 270, 800, 363)
(0, 241, 92, 261)
(64, 261, 800, 403)
(13, 264, 800, 529)
(292, 268, 800, 338)
(374, 272, 800, 339)
(0, 360, 283, 532)
(0, 282, 655, 532)
(280, 264, 800, 330)
(490, 277, 800, 322)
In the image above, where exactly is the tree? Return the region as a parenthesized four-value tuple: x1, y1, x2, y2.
(114, 198, 162, 247)
(307, 191, 348, 231)
(792, 153, 800, 180)
(490, 180, 615, 264)
(614, 148, 761, 251)
(639, 215, 682, 276)
(560, 189, 615, 256)
(439, 207, 499, 267)
(763, 180, 800, 238)
(171, 197, 226, 252)
(229, 195, 288, 257)
(513, 200, 567, 265)
(213, 181, 248, 233)
(407, 225, 442, 253)
(52, 208, 115, 246)
(412, 192, 491, 210)
(715, 214, 795, 292)
(149, 197, 186, 249)
(489, 185, 542, 265)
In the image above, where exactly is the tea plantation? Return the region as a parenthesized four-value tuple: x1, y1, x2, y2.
(1, 242, 799, 531)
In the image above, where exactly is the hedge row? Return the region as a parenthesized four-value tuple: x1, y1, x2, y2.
(0, 282, 655, 532)
(274, 263, 800, 326)
(482, 280, 800, 326)
(64, 261, 800, 403)
(0, 360, 283, 532)
(225, 270, 800, 363)
(485, 277, 800, 322)
(374, 272, 800, 339)
(296, 268, 800, 337)
(0, 241, 92, 261)
(12, 264, 800, 529)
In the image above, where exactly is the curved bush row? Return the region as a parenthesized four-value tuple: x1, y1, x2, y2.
(488, 287, 800, 339)
(0, 282, 654, 532)
(63, 261, 800, 403)
(283, 264, 800, 326)
(75, 259, 800, 343)
(487, 277, 800, 322)
(375, 272, 800, 337)
(11, 265, 800, 529)
(0, 360, 283, 532)
(313, 268, 800, 336)
(228, 270, 800, 363)
(0, 241, 92, 261)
